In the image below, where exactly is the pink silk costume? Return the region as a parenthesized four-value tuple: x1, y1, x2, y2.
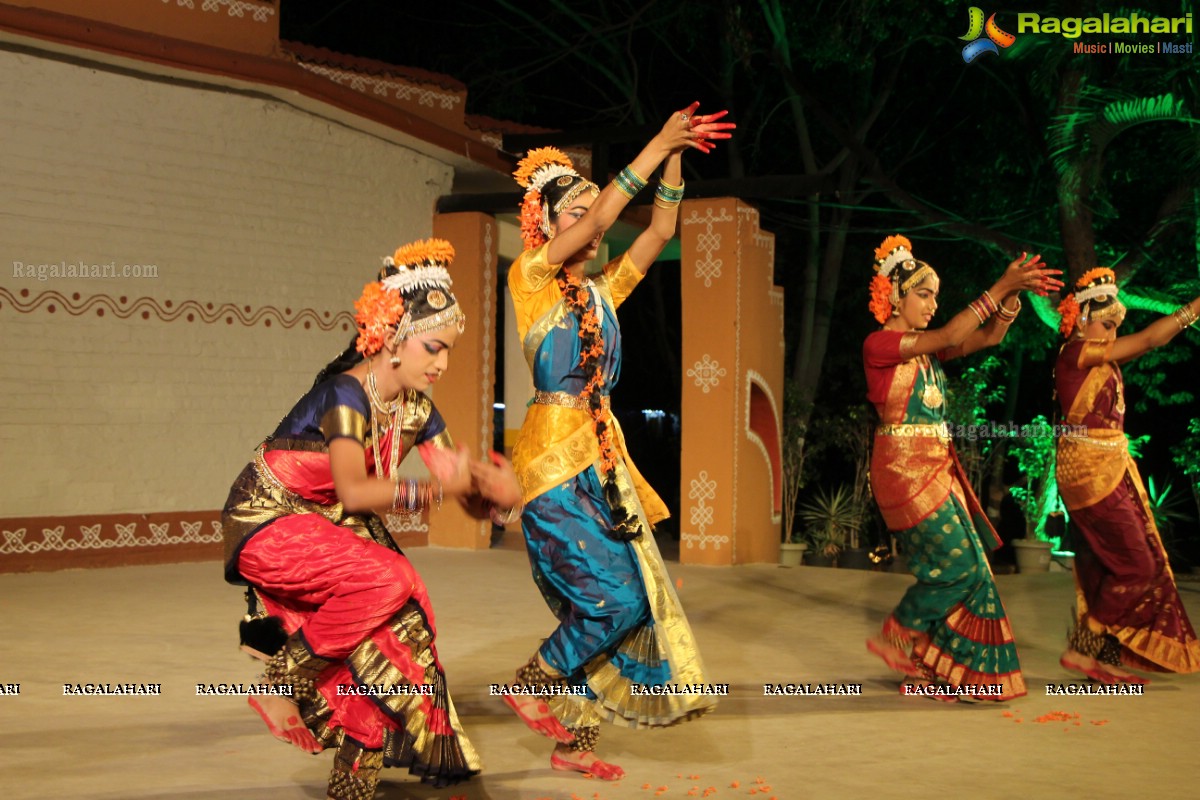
(1055, 338, 1200, 672)
(221, 374, 480, 786)
(865, 329, 1025, 699)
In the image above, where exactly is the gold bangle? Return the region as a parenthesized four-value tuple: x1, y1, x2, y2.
(996, 297, 1021, 320)
(967, 302, 987, 326)
(658, 176, 684, 192)
(653, 197, 681, 209)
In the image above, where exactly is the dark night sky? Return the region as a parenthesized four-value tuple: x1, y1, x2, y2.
(276, 0, 1200, 549)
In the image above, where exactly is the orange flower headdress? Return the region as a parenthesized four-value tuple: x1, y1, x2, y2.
(1057, 267, 1123, 337)
(513, 147, 598, 250)
(869, 235, 928, 324)
(354, 238, 464, 355)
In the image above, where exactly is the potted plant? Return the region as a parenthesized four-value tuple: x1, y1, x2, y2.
(1008, 416, 1058, 573)
(780, 382, 809, 567)
(798, 484, 862, 567)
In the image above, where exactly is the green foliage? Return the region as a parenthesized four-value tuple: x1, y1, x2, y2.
(1171, 418, 1200, 526)
(798, 484, 866, 557)
(1008, 415, 1064, 546)
(1147, 475, 1198, 569)
(943, 355, 1004, 496)
(800, 401, 875, 546)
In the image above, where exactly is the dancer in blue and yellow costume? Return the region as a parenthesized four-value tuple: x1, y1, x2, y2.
(504, 104, 734, 780)
(862, 235, 1061, 701)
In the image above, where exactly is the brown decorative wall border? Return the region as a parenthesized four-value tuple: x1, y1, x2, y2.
(1, 509, 430, 573)
(0, 287, 354, 331)
(0, 510, 224, 573)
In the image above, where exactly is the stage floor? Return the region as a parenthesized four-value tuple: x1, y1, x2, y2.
(1, 547, 1196, 800)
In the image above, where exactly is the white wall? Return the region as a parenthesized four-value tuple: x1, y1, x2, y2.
(0, 47, 453, 516)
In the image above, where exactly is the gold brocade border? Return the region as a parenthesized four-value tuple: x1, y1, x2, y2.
(898, 332, 921, 362)
(1055, 431, 1127, 511)
(870, 435, 952, 531)
(512, 406, 599, 504)
(610, 454, 714, 725)
(424, 429, 454, 451)
(253, 448, 344, 523)
(320, 406, 367, 444)
(600, 252, 644, 309)
(303, 605, 482, 772)
(1078, 339, 1115, 370)
(608, 415, 670, 525)
(522, 298, 572, 371)
(882, 359, 918, 425)
(1064, 356, 1115, 427)
(1074, 458, 1200, 674)
(545, 456, 714, 729)
(921, 644, 1027, 700)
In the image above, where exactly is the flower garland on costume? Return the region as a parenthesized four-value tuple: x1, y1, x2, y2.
(1057, 267, 1121, 337)
(869, 235, 917, 324)
(557, 271, 642, 541)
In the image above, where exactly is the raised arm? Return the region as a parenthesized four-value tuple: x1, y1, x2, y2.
(1089, 294, 1200, 366)
(545, 103, 733, 266)
(909, 253, 1061, 358)
(623, 110, 733, 274)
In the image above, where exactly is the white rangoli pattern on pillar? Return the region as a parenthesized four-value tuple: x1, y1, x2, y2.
(682, 470, 729, 550)
(683, 207, 733, 287)
(687, 354, 727, 393)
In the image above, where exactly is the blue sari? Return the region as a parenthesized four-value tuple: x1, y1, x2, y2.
(508, 243, 714, 729)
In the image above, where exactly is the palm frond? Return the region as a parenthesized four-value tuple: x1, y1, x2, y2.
(1049, 89, 1197, 180)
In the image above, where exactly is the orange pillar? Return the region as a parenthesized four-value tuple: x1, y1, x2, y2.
(678, 198, 784, 565)
(428, 211, 498, 549)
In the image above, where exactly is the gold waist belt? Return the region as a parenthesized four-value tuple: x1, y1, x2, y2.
(876, 423, 951, 443)
(877, 423, 950, 436)
(1060, 429, 1127, 450)
(533, 390, 611, 413)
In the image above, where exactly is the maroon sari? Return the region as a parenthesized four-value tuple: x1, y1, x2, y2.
(1055, 339, 1200, 673)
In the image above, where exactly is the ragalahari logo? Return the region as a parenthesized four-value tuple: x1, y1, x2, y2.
(960, 7, 1016, 63)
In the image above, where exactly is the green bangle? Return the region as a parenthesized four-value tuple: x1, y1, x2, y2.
(654, 178, 685, 204)
(614, 165, 647, 198)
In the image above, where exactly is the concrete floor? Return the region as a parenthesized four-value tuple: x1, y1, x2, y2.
(1, 546, 1197, 800)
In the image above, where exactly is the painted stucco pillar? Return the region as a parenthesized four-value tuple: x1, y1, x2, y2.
(428, 211, 498, 549)
(678, 199, 784, 565)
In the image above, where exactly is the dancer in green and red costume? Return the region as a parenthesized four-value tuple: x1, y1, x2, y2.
(862, 235, 1061, 701)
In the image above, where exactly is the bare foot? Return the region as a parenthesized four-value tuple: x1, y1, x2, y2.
(1060, 648, 1135, 684)
(248, 694, 322, 754)
(551, 745, 624, 780)
(866, 635, 921, 677)
(502, 692, 575, 744)
(1095, 661, 1149, 684)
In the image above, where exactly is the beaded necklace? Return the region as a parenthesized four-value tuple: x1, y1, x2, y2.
(366, 365, 404, 481)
